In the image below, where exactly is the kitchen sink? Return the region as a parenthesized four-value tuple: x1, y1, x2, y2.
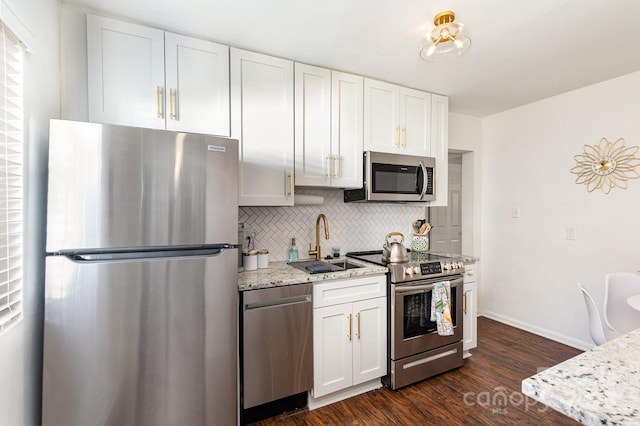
(288, 259, 363, 274)
(325, 259, 363, 270)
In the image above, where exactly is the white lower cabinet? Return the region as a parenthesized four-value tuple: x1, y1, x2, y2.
(463, 263, 478, 357)
(311, 275, 387, 406)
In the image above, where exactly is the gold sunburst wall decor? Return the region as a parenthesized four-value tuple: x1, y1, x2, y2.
(570, 137, 640, 194)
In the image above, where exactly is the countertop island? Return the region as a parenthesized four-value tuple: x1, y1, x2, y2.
(522, 328, 640, 425)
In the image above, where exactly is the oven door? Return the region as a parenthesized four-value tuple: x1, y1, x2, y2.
(391, 276, 463, 360)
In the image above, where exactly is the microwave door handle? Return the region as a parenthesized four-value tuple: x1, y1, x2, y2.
(418, 161, 428, 200)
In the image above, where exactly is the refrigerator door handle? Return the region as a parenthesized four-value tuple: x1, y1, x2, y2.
(66, 247, 233, 263)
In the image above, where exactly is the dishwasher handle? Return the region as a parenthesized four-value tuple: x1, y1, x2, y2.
(244, 294, 311, 311)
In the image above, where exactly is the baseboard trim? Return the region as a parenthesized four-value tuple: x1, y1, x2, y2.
(478, 310, 593, 352)
(308, 379, 382, 410)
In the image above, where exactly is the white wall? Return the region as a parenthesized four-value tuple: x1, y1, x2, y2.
(480, 71, 640, 350)
(0, 0, 59, 425)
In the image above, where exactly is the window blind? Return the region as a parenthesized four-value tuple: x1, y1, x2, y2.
(0, 25, 23, 334)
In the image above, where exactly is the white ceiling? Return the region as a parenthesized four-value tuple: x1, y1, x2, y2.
(62, 0, 640, 117)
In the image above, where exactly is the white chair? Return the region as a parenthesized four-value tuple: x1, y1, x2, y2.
(577, 282, 611, 345)
(603, 272, 640, 335)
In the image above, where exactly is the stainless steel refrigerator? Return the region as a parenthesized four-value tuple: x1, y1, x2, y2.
(42, 119, 239, 426)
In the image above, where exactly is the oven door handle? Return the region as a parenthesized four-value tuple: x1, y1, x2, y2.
(395, 283, 436, 294)
(418, 161, 428, 201)
(394, 279, 463, 295)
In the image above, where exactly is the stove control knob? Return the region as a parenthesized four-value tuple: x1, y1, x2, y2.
(413, 266, 420, 274)
(443, 263, 451, 270)
(405, 266, 414, 275)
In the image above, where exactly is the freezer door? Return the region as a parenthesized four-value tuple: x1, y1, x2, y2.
(46, 119, 238, 251)
(42, 250, 238, 426)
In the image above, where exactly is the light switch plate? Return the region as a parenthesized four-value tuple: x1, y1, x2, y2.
(511, 207, 521, 218)
(565, 226, 577, 240)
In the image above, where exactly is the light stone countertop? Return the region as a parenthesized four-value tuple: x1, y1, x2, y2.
(521, 328, 640, 425)
(426, 251, 480, 264)
(238, 257, 388, 292)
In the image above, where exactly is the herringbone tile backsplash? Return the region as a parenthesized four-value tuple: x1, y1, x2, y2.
(239, 189, 427, 261)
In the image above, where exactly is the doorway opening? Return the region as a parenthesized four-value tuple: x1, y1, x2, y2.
(428, 151, 474, 255)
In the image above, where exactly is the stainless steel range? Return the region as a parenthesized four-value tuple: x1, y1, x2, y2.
(346, 250, 465, 390)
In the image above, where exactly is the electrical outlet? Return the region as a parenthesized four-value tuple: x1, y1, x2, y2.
(565, 226, 577, 240)
(511, 207, 521, 218)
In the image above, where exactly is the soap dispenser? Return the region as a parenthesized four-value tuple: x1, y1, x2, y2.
(288, 238, 299, 262)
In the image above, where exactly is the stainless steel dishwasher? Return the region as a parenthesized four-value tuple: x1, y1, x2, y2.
(241, 283, 313, 421)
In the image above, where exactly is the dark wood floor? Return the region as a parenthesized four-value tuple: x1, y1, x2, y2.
(251, 316, 583, 425)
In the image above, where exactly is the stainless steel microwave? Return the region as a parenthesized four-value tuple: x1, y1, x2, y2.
(344, 151, 436, 202)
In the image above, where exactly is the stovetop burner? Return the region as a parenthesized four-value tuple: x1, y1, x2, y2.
(346, 250, 464, 283)
(345, 250, 450, 266)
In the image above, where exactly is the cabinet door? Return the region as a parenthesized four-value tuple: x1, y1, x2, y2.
(352, 297, 387, 385)
(463, 264, 478, 354)
(294, 63, 332, 186)
(463, 281, 478, 354)
(331, 71, 364, 188)
(231, 48, 294, 206)
(164, 33, 229, 136)
(430, 94, 449, 206)
(87, 14, 165, 129)
(400, 87, 432, 156)
(363, 78, 400, 153)
(313, 303, 353, 398)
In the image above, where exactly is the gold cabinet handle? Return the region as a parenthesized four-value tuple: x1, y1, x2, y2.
(326, 155, 332, 178)
(347, 313, 352, 341)
(463, 291, 468, 314)
(401, 127, 407, 148)
(287, 172, 293, 196)
(356, 312, 360, 339)
(169, 88, 176, 120)
(395, 126, 400, 147)
(333, 155, 339, 178)
(157, 86, 163, 118)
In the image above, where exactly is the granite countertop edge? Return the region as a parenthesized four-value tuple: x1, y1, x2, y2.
(521, 328, 640, 425)
(238, 257, 388, 291)
(426, 251, 480, 264)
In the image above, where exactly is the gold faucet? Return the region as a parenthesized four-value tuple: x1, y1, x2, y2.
(309, 213, 329, 260)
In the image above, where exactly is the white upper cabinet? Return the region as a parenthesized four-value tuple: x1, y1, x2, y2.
(295, 64, 363, 188)
(363, 79, 400, 153)
(294, 63, 332, 187)
(364, 78, 432, 157)
(231, 48, 295, 206)
(331, 71, 364, 188)
(400, 87, 432, 155)
(87, 15, 165, 130)
(430, 94, 449, 206)
(87, 15, 230, 136)
(164, 33, 229, 135)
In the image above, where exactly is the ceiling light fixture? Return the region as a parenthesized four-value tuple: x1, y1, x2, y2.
(420, 10, 471, 61)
